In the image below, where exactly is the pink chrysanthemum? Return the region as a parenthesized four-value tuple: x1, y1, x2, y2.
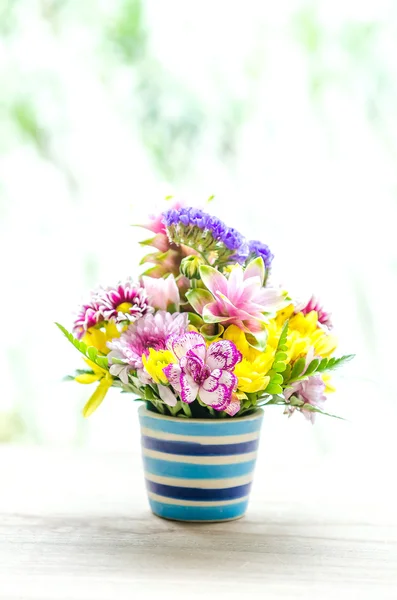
(73, 297, 103, 339)
(107, 311, 189, 383)
(297, 295, 332, 329)
(101, 280, 152, 324)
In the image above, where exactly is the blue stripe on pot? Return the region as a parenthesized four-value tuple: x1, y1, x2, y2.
(143, 455, 256, 479)
(141, 436, 259, 456)
(138, 406, 264, 523)
(139, 412, 263, 437)
(145, 479, 252, 501)
(148, 498, 249, 522)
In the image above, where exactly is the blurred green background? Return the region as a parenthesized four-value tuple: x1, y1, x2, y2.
(1, 0, 395, 454)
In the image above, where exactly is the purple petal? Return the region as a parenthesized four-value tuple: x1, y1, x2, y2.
(170, 332, 206, 360)
(206, 340, 242, 371)
(199, 370, 237, 408)
(163, 364, 182, 392)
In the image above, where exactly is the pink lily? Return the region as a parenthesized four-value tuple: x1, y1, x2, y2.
(163, 331, 241, 415)
(186, 257, 288, 349)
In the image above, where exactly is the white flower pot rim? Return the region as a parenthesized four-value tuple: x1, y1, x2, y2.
(138, 405, 264, 423)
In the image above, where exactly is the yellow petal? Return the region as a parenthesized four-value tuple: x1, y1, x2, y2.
(75, 373, 101, 384)
(82, 377, 112, 417)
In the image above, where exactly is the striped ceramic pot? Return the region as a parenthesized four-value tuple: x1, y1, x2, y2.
(138, 405, 264, 523)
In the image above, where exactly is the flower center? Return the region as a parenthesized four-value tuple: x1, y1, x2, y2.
(186, 356, 211, 385)
(117, 302, 133, 313)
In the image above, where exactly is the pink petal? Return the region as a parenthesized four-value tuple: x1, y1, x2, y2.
(202, 302, 231, 324)
(244, 257, 265, 285)
(206, 340, 242, 371)
(224, 397, 241, 416)
(227, 266, 244, 301)
(200, 265, 228, 297)
(158, 384, 177, 407)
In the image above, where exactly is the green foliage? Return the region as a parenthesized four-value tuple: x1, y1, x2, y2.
(263, 320, 289, 395)
(55, 323, 109, 370)
(285, 353, 355, 385)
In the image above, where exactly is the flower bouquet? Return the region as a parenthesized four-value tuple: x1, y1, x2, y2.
(57, 202, 353, 522)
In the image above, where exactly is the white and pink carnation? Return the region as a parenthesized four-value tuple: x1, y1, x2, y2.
(164, 331, 242, 416)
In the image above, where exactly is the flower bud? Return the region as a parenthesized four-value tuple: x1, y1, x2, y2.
(180, 255, 205, 279)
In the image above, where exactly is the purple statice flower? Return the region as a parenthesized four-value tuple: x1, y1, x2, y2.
(73, 296, 103, 339)
(107, 311, 189, 383)
(247, 240, 274, 271)
(284, 374, 327, 424)
(296, 295, 333, 329)
(161, 207, 247, 261)
(164, 331, 241, 414)
(101, 280, 152, 324)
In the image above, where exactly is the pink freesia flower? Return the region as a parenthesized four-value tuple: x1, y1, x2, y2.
(296, 295, 332, 329)
(163, 331, 241, 415)
(142, 274, 180, 311)
(186, 257, 288, 349)
(284, 374, 327, 424)
(107, 311, 188, 383)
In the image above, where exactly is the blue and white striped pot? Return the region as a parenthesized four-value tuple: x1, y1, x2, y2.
(138, 406, 264, 523)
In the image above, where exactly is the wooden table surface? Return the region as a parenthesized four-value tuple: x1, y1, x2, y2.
(0, 445, 396, 599)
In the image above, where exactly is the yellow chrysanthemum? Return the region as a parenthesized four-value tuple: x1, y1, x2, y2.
(287, 311, 337, 361)
(223, 326, 274, 393)
(82, 322, 121, 355)
(142, 349, 175, 385)
(265, 310, 337, 363)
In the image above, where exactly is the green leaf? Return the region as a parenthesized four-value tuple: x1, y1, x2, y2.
(200, 323, 224, 341)
(185, 288, 214, 315)
(289, 395, 305, 407)
(187, 312, 204, 328)
(245, 329, 268, 352)
(273, 362, 287, 373)
(318, 354, 355, 373)
(290, 357, 306, 380)
(304, 358, 321, 376)
(55, 323, 109, 371)
(264, 383, 283, 395)
(300, 403, 345, 420)
(82, 378, 112, 417)
(275, 351, 288, 361)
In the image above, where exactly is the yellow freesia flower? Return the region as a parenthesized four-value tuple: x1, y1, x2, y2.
(223, 326, 274, 393)
(142, 349, 175, 384)
(75, 359, 108, 384)
(82, 322, 121, 355)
